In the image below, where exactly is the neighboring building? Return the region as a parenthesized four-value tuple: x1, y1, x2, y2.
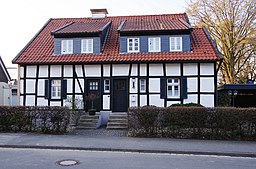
(13, 9, 222, 111)
(0, 56, 12, 106)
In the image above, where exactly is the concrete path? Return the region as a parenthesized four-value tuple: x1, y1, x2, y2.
(0, 129, 256, 157)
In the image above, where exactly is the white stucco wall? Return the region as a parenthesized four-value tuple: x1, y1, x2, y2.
(149, 64, 163, 76)
(85, 65, 101, 77)
(149, 78, 160, 93)
(130, 94, 138, 107)
(166, 63, 180, 76)
(39, 65, 48, 77)
(140, 95, 147, 107)
(25, 95, 35, 106)
(26, 66, 37, 78)
(140, 64, 147, 76)
(26, 79, 35, 93)
(75, 79, 84, 93)
(75, 65, 83, 77)
(112, 64, 130, 76)
(103, 64, 110, 77)
(131, 64, 138, 76)
(200, 94, 214, 107)
(37, 79, 45, 96)
(37, 98, 48, 106)
(20, 66, 24, 78)
(184, 94, 198, 104)
(64, 65, 73, 77)
(200, 77, 215, 92)
(50, 65, 61, 77)
(184, 63, 198, 76)
(149, 94, 164, 107)
(103, 95, 110, 110)
(187, 77, 198, 92)
(200, 63, 214, 75)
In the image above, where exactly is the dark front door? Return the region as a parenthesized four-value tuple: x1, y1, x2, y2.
(86, 79, 101, 111)
(113, 79, 128, 112)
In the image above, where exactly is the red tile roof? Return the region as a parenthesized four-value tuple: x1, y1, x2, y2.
(52, 21, 111, 34)
(13, 13, 221, 64)
(119, 19, 189, 32)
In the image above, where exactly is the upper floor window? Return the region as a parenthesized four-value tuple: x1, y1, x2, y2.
(61, 39, 73, 54)
(170, 37, 182, 52)
(167, 78, 180, 98)
(127, 38, 140, 53)
(148, 37, 161, 52)
(81, 39, 93, 53)
(51, 80, 61, 99)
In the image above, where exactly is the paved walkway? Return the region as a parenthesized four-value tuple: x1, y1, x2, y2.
(0, 129, 256, 158)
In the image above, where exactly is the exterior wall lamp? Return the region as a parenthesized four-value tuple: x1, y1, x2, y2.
(228, 90, 238, 107)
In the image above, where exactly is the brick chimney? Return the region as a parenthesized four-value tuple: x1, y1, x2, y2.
(90, 8, 108, 19)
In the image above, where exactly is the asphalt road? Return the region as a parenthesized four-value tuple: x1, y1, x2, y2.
(0, 148, 256, 169)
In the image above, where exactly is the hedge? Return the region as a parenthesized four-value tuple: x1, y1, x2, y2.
(128, 106, 256, 140)
(0, 106, 70, 134)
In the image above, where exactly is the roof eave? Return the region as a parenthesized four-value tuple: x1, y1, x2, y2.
(12, 18, 53, 64)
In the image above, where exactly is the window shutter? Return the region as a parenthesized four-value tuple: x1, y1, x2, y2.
(160, 78, 167, 99)
(61, 80, 67, 99)
(44, 80, 49, 99)
(180, 77, 188, 99)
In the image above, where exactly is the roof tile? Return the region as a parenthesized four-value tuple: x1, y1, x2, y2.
(13, 13, 221, 64)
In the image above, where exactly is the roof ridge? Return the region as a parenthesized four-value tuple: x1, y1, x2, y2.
(51, 13, 187, 20)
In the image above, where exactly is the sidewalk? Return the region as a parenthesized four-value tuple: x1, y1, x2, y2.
(0, 129, 256, 157)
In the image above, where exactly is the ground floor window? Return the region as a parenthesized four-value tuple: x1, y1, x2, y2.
(45, 79, 67, 100)
(104, 79, 110, 93)
(140, 79, 146, 92)
(167, 78, 180, 98)
(51, 80, 61, 99)
(160, 77, 187, 100)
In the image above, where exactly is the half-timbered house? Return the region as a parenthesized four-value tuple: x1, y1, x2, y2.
(13, 9, 222, 112)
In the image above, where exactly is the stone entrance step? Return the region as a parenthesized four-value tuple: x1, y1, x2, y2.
(77, 115, 100, 129)
(107, 112, 128, 129)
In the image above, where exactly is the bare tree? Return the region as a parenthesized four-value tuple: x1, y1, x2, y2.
(186, 0, 256, 84)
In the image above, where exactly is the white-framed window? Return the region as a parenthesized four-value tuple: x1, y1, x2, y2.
(51, 80, 61, 99)
(148, 37, 161, 52)
(81, 39, 93, 53)
(104, 79, 110, 93)
(167, 78, 180, 98)
(127, 38, 140, 53)
(61, 39, 73, 54)
(170, 37, 182, 52)
(140, 79, 146, 92)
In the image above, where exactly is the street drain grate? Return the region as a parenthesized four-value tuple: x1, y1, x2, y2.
(56, 159, 80, 166)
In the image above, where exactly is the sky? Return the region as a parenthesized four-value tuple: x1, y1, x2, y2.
(0, 0, 189, 70)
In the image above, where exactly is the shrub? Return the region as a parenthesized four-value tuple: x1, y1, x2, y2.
(128, 106, 256, 140)
(0, 106, 70, 134)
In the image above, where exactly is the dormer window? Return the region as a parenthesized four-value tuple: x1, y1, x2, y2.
(148, 37, 161, 52)
(127, 38, 140, 53)
(81, 39, 93, 53)
(170, 37, 182, 52)
(61, 39, 73, 54)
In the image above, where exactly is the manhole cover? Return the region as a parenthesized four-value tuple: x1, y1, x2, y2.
(56, 159, 80, 166)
